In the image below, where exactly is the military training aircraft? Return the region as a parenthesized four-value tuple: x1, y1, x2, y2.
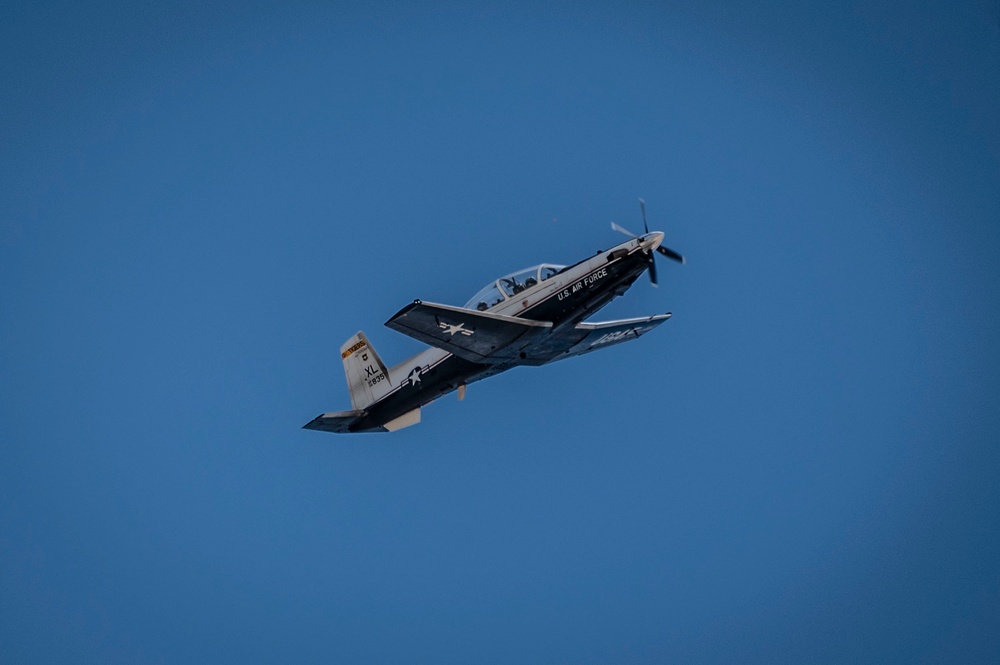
(304, 200, 684, 434)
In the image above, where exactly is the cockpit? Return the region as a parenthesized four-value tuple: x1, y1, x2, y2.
(465, 264, 566, 311)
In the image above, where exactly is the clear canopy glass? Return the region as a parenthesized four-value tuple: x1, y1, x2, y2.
(464, 264, 566, 311)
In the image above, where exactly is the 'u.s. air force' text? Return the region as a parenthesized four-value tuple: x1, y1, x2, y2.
(556, 267, 608, 301)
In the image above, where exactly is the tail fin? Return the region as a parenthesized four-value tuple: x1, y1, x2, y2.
(340, 331, 392, 410)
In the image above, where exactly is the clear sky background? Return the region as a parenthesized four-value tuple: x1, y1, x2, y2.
(2, 1, 999, 663)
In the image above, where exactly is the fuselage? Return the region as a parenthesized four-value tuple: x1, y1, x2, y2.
(346, 233, 662, 432)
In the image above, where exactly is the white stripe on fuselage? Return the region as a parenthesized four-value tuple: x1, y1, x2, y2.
(488, 237, 640, 317)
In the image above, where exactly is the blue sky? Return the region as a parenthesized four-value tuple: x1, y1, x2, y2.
(2, 1, 999, 662)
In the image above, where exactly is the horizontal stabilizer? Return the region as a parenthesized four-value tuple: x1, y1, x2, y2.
(303, 410, 386, 434)
(385, 300, 552, 364)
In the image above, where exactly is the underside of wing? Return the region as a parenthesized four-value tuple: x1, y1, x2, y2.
(385, 300, 552, 363)
(540, 313, 672, 363)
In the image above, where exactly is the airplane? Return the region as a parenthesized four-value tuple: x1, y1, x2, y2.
(303, 199, 684, 434)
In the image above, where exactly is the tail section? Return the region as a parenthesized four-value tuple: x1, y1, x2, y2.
(341, 331, 392, 410)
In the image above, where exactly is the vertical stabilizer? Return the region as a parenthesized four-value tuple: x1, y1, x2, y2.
(341, 331, 392, 410)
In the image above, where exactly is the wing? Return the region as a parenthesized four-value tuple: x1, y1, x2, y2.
(385, 300, 552, 364)
(542, 313, 671, 362)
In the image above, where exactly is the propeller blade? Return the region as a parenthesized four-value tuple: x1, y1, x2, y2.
(615, 199, 684, 279)
(648, 255, 659, 286)
(656, 245, 686, 264)
(611, 221, 637, 238)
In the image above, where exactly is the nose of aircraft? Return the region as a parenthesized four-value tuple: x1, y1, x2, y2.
(640, 231, 665, 252)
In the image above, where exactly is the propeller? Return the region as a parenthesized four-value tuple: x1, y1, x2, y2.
(610, 198, 685, 286)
